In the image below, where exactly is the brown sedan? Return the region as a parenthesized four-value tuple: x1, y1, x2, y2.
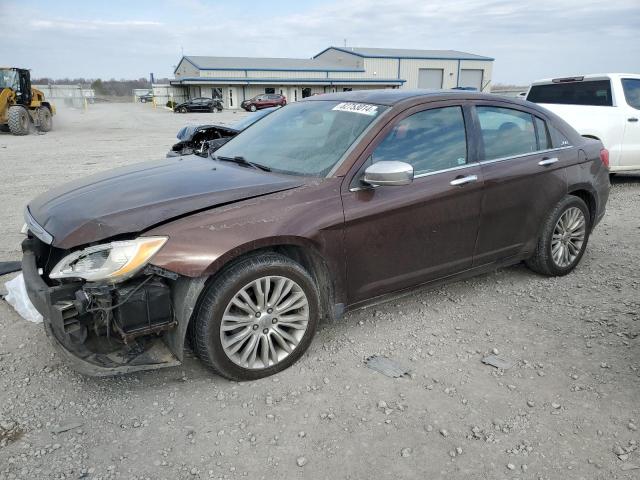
(21, 90, 610, 380)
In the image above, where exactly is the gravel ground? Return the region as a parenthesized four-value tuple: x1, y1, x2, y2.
(0, 103, 639, 480)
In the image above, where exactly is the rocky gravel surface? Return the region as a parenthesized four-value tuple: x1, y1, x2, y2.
(0, 104, 639, 479)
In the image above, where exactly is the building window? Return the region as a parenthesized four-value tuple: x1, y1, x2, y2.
(265, 87, 276, 94)
(294, 89, 298, 101)
(212, 87, 222, 100)
(280, 89, 283, 95)
(343, 87, 352, 92)
(229, 88, 233, 107)
(302, 87, 312, 98)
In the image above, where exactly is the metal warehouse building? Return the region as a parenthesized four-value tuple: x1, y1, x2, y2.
(171, 46, 494, 109)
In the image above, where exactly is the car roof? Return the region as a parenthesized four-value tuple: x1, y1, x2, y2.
(301, 89, 500, 106)
(530, 73, 640, 85)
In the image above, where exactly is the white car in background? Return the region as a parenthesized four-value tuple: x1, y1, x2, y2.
(526, 74, 640, 173)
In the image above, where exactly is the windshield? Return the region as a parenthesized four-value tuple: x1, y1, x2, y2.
(0, 69, 18, 90)
(214, 101, 387, 176)
(231, 107, 277, 131)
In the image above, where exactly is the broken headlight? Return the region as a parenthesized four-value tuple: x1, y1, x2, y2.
(49, 237, 168, 283)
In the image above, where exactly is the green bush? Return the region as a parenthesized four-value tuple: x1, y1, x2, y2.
(166, 100, 177, 109)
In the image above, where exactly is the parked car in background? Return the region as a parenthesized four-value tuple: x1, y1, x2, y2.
(167, 107, 279, 157)
(139, 92, 154, 103)
(174, 97, 223, 113)
(241, 94, 286, 111)
(526, 74, 640, 172)
(21, 90, 609, 380)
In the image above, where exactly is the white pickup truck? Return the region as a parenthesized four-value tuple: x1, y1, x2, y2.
(526, 74, 640, 172)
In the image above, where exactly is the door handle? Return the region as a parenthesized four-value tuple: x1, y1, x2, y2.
(538, 157, 558, 166)
(450, 175, 478, 186)
(629, 117, 639, 122)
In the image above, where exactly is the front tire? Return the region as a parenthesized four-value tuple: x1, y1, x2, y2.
(179, 107, 188, 113)
(8, 106, 30, 135)
(526, 196, 591, 276)
(250, 104, 257, 112)
(193, 253, 320, 380)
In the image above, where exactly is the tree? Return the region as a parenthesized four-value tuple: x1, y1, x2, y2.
(91, 79, 107, 95)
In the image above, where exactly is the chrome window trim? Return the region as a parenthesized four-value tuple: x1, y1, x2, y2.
(413, 162, 479, 179)
(24, 208, 53, 245)
(478, 146, 573, 166)
(349, 162, 480, 192)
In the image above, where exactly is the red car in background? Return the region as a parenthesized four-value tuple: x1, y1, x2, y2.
(241, 93, 286, 111)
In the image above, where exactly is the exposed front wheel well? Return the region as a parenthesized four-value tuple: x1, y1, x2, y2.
(199, 245, 336, 321)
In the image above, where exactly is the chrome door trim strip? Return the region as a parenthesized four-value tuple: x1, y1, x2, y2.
(478, 146, 572, 166)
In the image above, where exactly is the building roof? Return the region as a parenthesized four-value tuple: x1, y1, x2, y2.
(179, 55, 363, 72)
(314, 46, 494, 61)
(171, 77, 404, 86)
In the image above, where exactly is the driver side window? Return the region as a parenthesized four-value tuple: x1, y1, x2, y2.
(372, 106, 468, 175)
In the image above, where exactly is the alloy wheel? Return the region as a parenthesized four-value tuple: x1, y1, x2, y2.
(551, 207, 586, 268)
(220, 276, 310, 369)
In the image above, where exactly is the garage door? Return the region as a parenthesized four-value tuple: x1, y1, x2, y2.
(418, 69, 443, 89)
(459, 69, 483, 91)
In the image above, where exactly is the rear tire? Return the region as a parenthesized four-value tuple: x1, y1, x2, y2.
(193, 253, 320, 380)
(526, 196, 591, 276)
(38, 107, 52, 132)
(8, 106, 30, 135)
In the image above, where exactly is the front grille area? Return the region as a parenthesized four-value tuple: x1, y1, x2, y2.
(28, 235, 69, 282)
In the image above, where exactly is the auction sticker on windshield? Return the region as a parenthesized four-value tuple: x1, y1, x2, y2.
(332, 102, 379, 116)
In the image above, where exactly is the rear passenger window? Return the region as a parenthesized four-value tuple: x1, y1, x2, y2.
(477, 106, 537, 160)
(372, 106, 467, 175)
(534, 117, 552, 149)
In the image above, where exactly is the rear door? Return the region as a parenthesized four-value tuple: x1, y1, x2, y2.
(472, 102, 573, 265)
(620, 78, 640, 167)
(342, 102, 484, 303)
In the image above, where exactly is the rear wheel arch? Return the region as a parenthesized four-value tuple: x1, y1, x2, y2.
(568, 188, 597, 229)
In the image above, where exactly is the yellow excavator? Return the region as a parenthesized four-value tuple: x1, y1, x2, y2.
(0, 67, 55, 135)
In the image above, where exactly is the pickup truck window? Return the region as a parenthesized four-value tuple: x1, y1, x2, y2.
(622, 79, 640, 110)
(527, 80, 613, 107)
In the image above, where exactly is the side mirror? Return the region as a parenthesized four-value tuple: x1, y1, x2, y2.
(363, 161, 414, 187)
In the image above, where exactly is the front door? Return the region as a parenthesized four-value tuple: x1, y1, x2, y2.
(472, 103, 573, 265)
(342, 103, 483, 304)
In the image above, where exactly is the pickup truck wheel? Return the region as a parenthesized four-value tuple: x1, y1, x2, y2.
(193, 253, 319, 380)
(526, 196, 590, 276)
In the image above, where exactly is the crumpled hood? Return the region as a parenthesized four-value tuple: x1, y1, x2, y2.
(28, 156, 303, 248)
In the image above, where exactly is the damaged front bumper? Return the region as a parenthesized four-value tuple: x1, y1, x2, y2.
(21, 239, 182, 376)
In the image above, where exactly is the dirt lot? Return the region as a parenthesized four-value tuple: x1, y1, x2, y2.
(0, 103, 639, 480)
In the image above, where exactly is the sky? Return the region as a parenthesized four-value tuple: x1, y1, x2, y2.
(0, 0, 638, 85)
